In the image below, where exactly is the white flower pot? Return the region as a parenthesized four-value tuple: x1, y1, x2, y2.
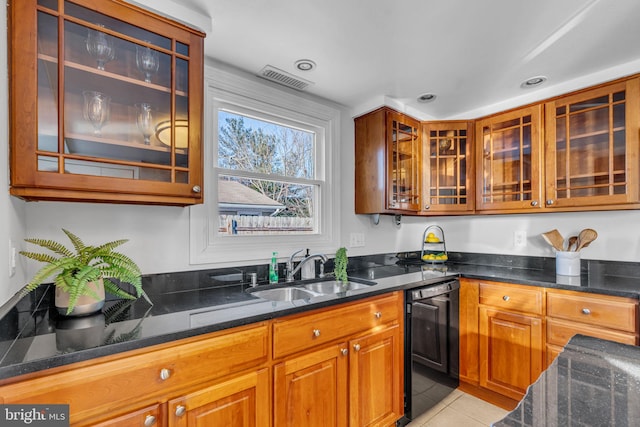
(55, 279, 105, 317)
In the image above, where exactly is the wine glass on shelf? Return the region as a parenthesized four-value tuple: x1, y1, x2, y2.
(136, 44, 159, 83)
(85, 25, 115, 71)
(82, 91, 111, 135)
(135, 103, 154, 145)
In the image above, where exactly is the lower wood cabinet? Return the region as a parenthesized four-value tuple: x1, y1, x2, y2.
(91, 404, 162, 427)
(273, 292, 404, 427)
(460, 278, 640, 407)
(0, 322, 270, 426)
(168, 368, 270, 427)
(479, 307, 543, 400)
(545, 289, 639, 367)
(274, 342, 349, 427)
(0, 293, 404, 427)
(349, 323, 402, 427)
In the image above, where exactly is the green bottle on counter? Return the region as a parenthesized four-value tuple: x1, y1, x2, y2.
(269, 252, 279, 284)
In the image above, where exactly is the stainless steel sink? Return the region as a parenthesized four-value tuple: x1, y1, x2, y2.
(250, 287, 319, 301)
(248, 277, 376, 301)
(303, 280, 371, 294)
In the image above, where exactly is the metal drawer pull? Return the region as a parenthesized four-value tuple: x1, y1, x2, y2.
(353, 343, 361, 351)
(159, 368, 171, 381)
(192, 185, 201, 193)
(341, 348, 348, 356)
(144, 415, 156, 426)
(313, 329, 321, 337)
(582, 308, 591, 315)
(374, 311, 382, 319)
(175, 405, 186, 417)
(502, 295, 510, 301)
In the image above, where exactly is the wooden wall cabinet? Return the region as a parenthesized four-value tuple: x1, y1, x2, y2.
(10, 0, 205, 205)
(420, 121, 475, 214)
(475, 106, 543, 212)
(355, 108, 422, 214)
(272, 292, 404, 427)
(544, 78, 640, 209)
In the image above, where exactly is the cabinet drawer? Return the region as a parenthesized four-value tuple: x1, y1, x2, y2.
(479, 282, 543, 315)
(547, 291, 638, 332)
(89, 403, 161, 427)
(0, 323, 269, 425)
(273, 293, 401, 359)
(547, 318, 638, 348)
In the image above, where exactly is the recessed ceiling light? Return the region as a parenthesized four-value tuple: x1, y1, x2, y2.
(294, 59, 316, 71)
(417, 93, 437, 103)
(521, 76, 547, 89)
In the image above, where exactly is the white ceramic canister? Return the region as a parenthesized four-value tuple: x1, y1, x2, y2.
(556, 251, 581, 276)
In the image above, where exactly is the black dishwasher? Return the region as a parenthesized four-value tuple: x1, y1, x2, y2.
(400, 278, 460, 424)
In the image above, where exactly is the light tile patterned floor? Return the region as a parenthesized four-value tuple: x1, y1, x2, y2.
(407, 389, 509, 427)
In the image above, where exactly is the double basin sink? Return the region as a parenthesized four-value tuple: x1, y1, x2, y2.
(248, 278, 375, 302)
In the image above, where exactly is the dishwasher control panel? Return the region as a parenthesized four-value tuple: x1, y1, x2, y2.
(409, 279, 460, 301)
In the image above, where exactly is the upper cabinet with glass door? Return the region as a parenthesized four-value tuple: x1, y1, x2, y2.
(475, 106, 543, 212)
(387, 110, 421, 212)
(355, 107, 421, 214)
(420, 121, 474, 214)
(544, 78, 640, 209)
(9, 0, 204, 205)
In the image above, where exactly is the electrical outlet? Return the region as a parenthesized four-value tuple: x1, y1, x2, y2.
(349, 233, 365, 248)
(9, 239, 16, 278)
(514, 231, 527, 248)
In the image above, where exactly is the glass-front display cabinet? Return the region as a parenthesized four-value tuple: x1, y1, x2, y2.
(421, 121, 474, 214)
(475, 106, 543, 211)
(544, 78, 640, 208)
(387, 110, 421, 211)
(355, 107, 421, 214)
(10, 0, 204, 205)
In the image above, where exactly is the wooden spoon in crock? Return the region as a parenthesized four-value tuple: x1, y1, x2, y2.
(575, 228, 597, 251)
(542, 229, 565, 251)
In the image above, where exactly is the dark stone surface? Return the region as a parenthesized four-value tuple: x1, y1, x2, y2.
(493, 335, 640, 427)
(1, 251, 639, 381)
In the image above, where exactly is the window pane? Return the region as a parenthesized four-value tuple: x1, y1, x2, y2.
(218, 175, 315, 236)
(217, 111, 314, 179)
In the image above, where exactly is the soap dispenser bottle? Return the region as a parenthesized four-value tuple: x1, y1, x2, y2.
(301, 248, 316, 280)
(269, 252, 279, 284)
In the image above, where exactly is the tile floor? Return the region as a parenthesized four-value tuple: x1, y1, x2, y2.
(407, 389, 509, 427)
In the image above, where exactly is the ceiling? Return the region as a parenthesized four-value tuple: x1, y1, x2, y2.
(162, 0, 640, 119)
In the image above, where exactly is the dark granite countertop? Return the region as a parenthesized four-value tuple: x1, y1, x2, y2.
(493, 334, 640, 427)
(1, 252, 639, 382)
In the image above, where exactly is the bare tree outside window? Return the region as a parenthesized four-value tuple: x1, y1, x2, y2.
(216, 111, 318, 235)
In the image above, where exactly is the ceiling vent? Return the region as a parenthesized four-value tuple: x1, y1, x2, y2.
(258, 65, 313, 91)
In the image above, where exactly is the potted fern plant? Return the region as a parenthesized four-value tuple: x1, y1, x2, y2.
(20, 229, 146, 317)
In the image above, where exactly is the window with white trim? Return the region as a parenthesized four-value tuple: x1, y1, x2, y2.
(189, 67, 341, 265)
